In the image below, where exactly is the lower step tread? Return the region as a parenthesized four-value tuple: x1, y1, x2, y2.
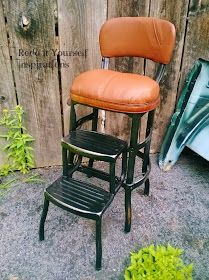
(45, 176, 113, 218)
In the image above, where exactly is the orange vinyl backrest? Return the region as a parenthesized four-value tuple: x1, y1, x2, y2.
(99, 17, 176, 64)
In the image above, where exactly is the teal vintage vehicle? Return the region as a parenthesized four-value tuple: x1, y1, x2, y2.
(159, 58, 209, 171)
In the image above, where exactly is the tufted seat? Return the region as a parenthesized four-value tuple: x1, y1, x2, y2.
(70, 69, 160, 113)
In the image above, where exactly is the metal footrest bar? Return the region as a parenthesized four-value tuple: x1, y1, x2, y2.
(77, 165, 112, 181)
(76, 165, 123, 193)
(137, 133, 152, 150)
(124, 145, 151, 191)
(125, 163, 151, 191)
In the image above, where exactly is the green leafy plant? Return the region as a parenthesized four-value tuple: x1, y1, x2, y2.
(0, 105, 34, 175)
(124, 244, 193, 280)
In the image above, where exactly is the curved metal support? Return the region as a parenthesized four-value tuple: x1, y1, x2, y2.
(68, 155, 83, 177)
(154, 64, 166, 83)
(126, 159, 151, 191)
(69, 102, 77, 165)
(76, 112, 95, 129)
(137, 133, 152, 150)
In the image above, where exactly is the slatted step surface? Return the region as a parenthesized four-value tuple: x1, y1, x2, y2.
(62, 130, 127, 162)
(45, 176, 114, 219)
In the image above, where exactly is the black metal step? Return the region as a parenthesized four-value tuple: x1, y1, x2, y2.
(62, 130, 127, 162)
(45, 176, 114, 219)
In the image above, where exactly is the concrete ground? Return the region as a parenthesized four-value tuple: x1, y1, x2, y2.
(0, 150, 209, 280)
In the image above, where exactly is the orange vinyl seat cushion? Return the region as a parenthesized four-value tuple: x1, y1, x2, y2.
(70, 69, 160, 113)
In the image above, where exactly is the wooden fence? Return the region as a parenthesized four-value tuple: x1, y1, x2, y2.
(0, 0, 209, 167)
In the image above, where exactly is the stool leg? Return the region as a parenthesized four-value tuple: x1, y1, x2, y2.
(62, 146, 68, 178)
(125, 115, 141, 232)
(68, 102, 77, 165)
(127, 115, 141, 183)
(109, 162, 116, 194)
(144, 179, 150, 196)
(39, 198, 49, 241)
(124, 186, 132, 232)
(142, 110, 155, 196)
(69, 101, 77, 131)
(88, 108, 98, 170)
(96, 218, 102, 270)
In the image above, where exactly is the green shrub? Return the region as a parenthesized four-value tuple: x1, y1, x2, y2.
(124, 244, 193, 280)
(0, 105, 34, 175)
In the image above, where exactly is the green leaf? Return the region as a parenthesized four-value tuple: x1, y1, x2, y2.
(0, 134, 9, 138)
(0, 178, 16, 189)
(25, 146, 33, 151)
(23, 174, 44, 183)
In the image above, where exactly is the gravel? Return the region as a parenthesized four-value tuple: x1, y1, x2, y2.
(0, 150, 209, 280)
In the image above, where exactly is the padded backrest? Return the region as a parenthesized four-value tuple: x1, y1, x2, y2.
(99, 17, 176, 64)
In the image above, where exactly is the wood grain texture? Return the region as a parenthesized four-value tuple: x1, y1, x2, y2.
(58, 0, 107, 135)
(178, 1, 209, 96)
(147, 0, 190, 152)
(3, 0, 62, 167)
(105, 0, 150, 142)
(0, 1, 17, 165)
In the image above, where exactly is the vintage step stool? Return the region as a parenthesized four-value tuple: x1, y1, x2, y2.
(39, 17, 175, 270)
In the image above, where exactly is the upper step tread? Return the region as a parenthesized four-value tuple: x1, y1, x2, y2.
(62, 130, 127, 161)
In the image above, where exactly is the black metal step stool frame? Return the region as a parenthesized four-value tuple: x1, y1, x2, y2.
(39, 126, 127, 270)
(69, 58, 165, 233)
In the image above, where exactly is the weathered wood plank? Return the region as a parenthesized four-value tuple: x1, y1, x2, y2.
(0, 1, 17, 165)
(147, 0, 190, 152)
(178, 1, 209, 97)
(58, 0, 107, 134)
(105, 0, 150, 141)
(4, 0, 62, 167)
